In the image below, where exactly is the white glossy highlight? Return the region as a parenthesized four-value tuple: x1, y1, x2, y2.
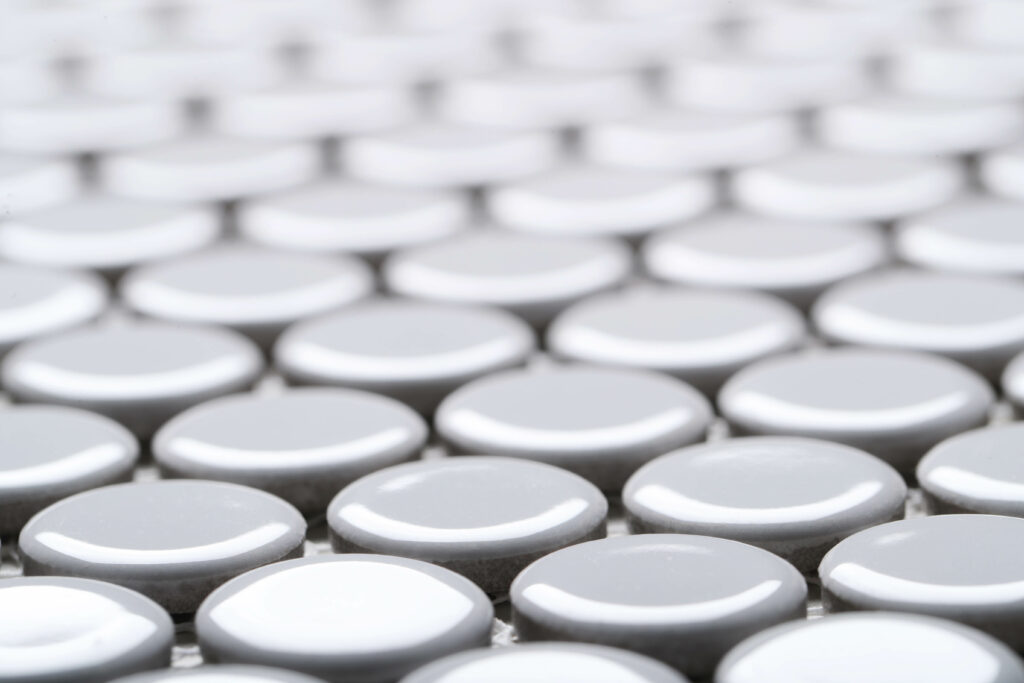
(437, 651, 652, 683)
(828, 563, 1024, 606)
(0, 443, 126, 488)
(926, 466, 1024, 504)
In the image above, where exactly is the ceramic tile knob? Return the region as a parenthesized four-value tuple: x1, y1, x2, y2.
(510, 534, 807, 679)
(919, 424, 1024, 516)
(547, 287, 806, 397)
(623, 436, 906, 572)
(0, 196, 221, 275)
(0, 153, 79, 216)
(401, 643, 690, 683)
(642, 212, 888, 310)
(436, 366, 713, 491)
(0, 405, 137, 537)
(888, 40, 1024, 101)
(1, 322, 264, 437)
(112, 666, 326, 683)
(154, 388, 428, 516)
(718, 348, 994, 477)
(813, 269, 1024, 381)
(275, 300, 535, 415)
(239, 181, 470, 262)
(896, 197, 1024, 277)
(19, 480, 306, 614)
(328, 456, 607, 594)
(820, 514, 1024, 650)
(981, 143, 1024, 202)
(121, 244, 374, 350)
(732, 150, 965, 222)
(196, 555, 493, 682)
(383, 231, 633, 328)
(102, 136, 321, 203)
(485, 164, 715, 240)
(344, 123, 561, 189)
(0, 576, 173, 683)
(716, 612, 1024, 683)
(582, 109, 800, 172)
(1003, 351, 1024, 416)
(0, 264, 108, 359)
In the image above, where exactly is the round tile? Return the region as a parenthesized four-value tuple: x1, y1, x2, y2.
(19, 480, 306, 614)
(813, 269, 1024, 381)
(0, 264, 108, 358)
(102, 136, 321, 203)
(0, 576, 173, 683)
(177, 0, 373, 48)
(0, 153, 79, 216)
(344, 123, 561, 189)
(383, 231, 633, 328)
(154, 388, 428, 516)
(111, 665, 327, 683)
(582, 109, 799, 172)
(817, 95, 1024, 156)
(732, 150, 964, 222)
(547, 287, 806, 396)
(896, 197, 1024, 277)
(718, 348, 994, 476)
(819, 514, 1024, 650)
(1, 322, 264, 437)
(238, 181, 470, 261)
(401, 642, 689, 683)
(0, 405, 138, 536)
(642, 212, 888, 310)
(0, 196, 221, 275)
(716, 612, 1024, 683)
(274, 300, 535, 415)
(196, 554, 493, 682)
(328, 456, 607, 593)
(435, 366, 713, 490)
(1003, 351, 1024, 416)
(888, 40, 1024, 101)
(510, 534, 807, 679)
(980, 143, 1024, 202)
(121, 244, 374, 350)
(623, 436, 906, 572)
(486, 164, 715, 240)
(438, 68, 649, 129)
(919, 424, 1024, 516)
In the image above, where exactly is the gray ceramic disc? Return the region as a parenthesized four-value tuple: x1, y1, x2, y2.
(111, 665, 327, 682)
(0, 196, 221, 274)
(918, 423, 1024, 516)
(547, 287, 806, 396)
(819, 514, 1024, 650)
(510, 534, 807, 679)
(623, 436, 907, 573)
(401, 643, 690, 683)
(328, 456, 608, 593)
(732, 150, 964, 222)
(716, 612, 1024, 683)
(238, 180, 471, 262)
(0, 576, 173, 683)
(896, 197, 1024, 277)
(0, 152, 79, 215)
(485, 163, 715, 240)
(274, 299, 535, 415)
(981, 142, 1024, 202)
(383, 231, 633, 328)
(1003, 350, 1024, 417)
(813, 269, 1024, 381)
(0, 263, 108, 358)
(121, 244, 374, 350)
(0, 405, 138, 536)
(154, 388, 428, 515)
(436, 366, 713, 491)
(642, 212, 888, 310)
(196, 554, 494, 683)
(1, 322, 264, 437)
(718, 348, 994, 476)
(19, 480, 306, 613)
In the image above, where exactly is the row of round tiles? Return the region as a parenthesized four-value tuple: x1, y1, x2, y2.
(10, 520, 1024, 682)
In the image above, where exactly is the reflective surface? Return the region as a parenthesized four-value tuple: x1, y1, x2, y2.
(511, 534, 807, 678)
(196, 555, 493, 682)
(328, 456, 607, 592)
(19, 480, 306, 613)
(624, 437, 906, 572)
(112, 665, 328, 683)
(436, 366, 713, 490)
(919, 424, 1024, 516)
